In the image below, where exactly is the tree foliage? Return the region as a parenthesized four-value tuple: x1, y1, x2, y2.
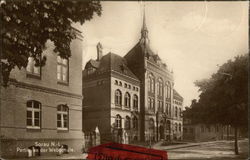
(183, 54, 248, 154)
(184, 54, 248, 127)
(1, 0, 102, 86)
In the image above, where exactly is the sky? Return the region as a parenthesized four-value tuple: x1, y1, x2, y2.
(77, 1, 248, 107)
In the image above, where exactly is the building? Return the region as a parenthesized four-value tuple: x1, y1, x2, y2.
(183, 119, 247, 142)
(82, 13, 184, 144)
(82, 43, 141, 146)
(183, 119, 226, 142)
(0, 29, 84, 158)
(172, 89, 183, 140)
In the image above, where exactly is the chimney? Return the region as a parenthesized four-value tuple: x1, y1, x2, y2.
(96, 42, 103, 61)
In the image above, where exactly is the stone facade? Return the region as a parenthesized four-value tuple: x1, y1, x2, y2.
(0, 29, 84, 158)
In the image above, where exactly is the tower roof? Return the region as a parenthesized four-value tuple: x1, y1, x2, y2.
(141, 7, 148, 32)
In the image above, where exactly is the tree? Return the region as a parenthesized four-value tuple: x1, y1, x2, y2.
(1, 0, 102, 86)
(184, 54, 248, 155)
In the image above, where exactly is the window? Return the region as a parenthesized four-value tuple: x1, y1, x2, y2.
(169, 105, 171, 115)
(175, 123, 178, 132)
(166, 82, 171, 99)
(27, 100, 41, 129)
(166, 120, 171, 130)
(87, 67, 95, 75)
(149, 118, 154, 130)
(148, 97, 155, 112)
(132, 116, 138, 129)
(115, 89, 122, 106)
(57, 56, 68, 83)
(115, 115, 122, 128)
(207, 126, 211, 132)
(125, 116, 131, 129)
(148, 74, 155, 93)
(115, 80, 118, 85)
(128, 85, 131, 89)
(166, 104, 169, 114)
(175, 107, 178, 117)
(158, 100, 163, 112)
(157, 78, 163, 96)
(124, 92, 131, 108)
(179, 108, 182, 118)
(119, 82, 122, 86)
(57, 104, 69, 130)
(133, 95, 138, 110)
(184, 128, 187, 133)
(26, 57, 41, 77)
(124, 83, 127, 88)
(201, 126, 205, 132)
(179, 123, 181, 132)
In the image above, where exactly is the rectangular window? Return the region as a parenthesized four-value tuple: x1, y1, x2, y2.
(57, 105, 69, 130)
(26, 101, 41, 129)
(57, 56, 68, 84)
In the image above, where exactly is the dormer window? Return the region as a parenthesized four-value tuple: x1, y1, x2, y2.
(26, 57, 41, 78)
(87, 67, 95, 75)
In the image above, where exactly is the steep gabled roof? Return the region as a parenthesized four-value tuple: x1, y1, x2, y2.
(83, 52, 139, 80)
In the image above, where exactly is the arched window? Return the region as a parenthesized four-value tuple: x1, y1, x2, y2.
(175, 123, 178, 132)
(115, 80, 118, 85)
(148, 74, 155, 93)
(115, 89, 122, 106)
(158, 100, 163, 112)
(179, 123, 181, 132)
(149, 118, 155, 130)
(57, 104, 69, 130)
(124, 92, 131, 108)
(166, 81, 171, 99)
(166, 120, 171, 130)
(157, 78, 163, 96)
(27, 100, 41, 129)
(132, 116, 138, 129)
(115, 115, 122, 128)
(175, 107, 178, 117)
(133, 95, 138, 110)
(125, 116, 131, 129)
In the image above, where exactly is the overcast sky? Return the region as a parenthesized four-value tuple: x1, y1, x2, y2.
(77, 1, 248, 107)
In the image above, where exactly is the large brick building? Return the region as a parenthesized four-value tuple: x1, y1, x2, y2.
(0, 29, 84, 158)
(82, 14, 184, 144)
(82, 43, 141, 145)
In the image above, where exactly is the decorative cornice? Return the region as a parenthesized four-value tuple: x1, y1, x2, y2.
(8, 79, 82, 100)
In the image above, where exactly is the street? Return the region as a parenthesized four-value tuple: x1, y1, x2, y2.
(159, 139, 249, 160)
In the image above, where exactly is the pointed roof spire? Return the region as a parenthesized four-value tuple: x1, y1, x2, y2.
(142, 4, 148, 32)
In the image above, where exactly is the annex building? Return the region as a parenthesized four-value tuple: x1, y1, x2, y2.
(82, 13, 183, 145)
(0, 29, 84, 158)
